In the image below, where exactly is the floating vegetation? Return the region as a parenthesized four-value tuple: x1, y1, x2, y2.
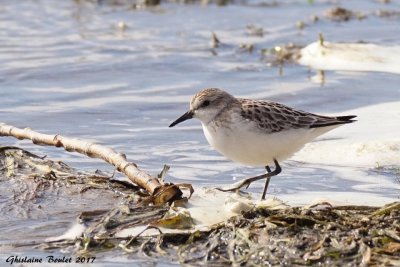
(296, 20, 306, 30)
(40, 199, 400, 266)
(261, 43, 302, 66)
(90, 0, 160, 7)
(0, 146, 141, 203)
(210, 31, 221, 49)
(325, 7, 366, 21)
(246, 24, 264, 37)
(373, 164, 400, 185)
(238, 43, 254, 54)
(2, 146, 399, 265)
(375, 9, 400, 18)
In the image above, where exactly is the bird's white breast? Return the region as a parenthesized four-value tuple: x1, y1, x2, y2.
(202, 116, 340, 167)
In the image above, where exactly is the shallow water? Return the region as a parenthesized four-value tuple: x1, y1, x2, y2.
(1, 0, 400, 264)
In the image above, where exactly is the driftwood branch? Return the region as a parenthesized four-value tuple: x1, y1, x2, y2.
(0, 123, 184, 204)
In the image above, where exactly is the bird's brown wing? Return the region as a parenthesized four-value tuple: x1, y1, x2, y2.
(239, 99, 356, 133)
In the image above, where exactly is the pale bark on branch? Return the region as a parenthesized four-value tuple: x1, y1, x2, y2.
(0, 123, 171, 200)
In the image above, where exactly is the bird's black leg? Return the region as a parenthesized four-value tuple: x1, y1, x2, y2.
(216, 159, 282, 195)
(261, 166, 272, 200)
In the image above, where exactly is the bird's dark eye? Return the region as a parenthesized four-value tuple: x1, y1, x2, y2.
(201, 100, 210, 108)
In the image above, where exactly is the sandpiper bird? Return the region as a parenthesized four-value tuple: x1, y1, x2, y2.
(169, 88, 356, 199)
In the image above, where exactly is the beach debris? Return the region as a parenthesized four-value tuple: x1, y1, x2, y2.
(210, 31, 220, 49)
(325, 7, 366, 21)
(261, 43, 302, 66)
(2, 145, 399, 265)
(246, 24, 264, 37)
(116, 21, 128, 31)
(296, 20, 306, 30)
(68, 200, 399, 266)
(238, 43, 254, 53)
(0, 123, 187, 204)
(375, 9, 400, 18)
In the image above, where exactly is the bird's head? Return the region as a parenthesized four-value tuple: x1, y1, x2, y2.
(169, 88, 235, 127)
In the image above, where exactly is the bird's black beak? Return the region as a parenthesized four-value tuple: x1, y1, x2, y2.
(169, 110, 193, 127)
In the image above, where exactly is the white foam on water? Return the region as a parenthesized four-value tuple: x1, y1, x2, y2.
(295, 101, 400, 167)
(299, 41, 400, 74)
(45, 221, 85, 242)
(114, 188, 288, 237)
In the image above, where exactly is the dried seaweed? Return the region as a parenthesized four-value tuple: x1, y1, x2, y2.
(176, 204, 400, 266)
(2, 146, 400, 266)
(325, 7, 366, 21)
(42, 200, 400, 266)
(0, 146, 142, 220)
(261, 43, 302, 66)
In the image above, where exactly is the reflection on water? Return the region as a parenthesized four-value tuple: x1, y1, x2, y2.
(1, 0, 400, 263)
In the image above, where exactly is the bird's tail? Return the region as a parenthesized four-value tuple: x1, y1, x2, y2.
(336, 115, 357, 122)
(310, 115, 357, 128)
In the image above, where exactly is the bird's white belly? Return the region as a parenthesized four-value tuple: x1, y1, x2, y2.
(202, 121, 336, 167)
